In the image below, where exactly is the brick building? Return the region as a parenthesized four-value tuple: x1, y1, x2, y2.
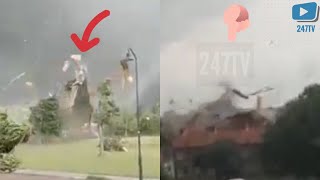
(161, 96, 278, 180)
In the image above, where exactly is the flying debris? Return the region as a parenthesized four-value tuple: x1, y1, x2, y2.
(169, 98, 175, 105)
(62, 60, 70, 72)
(70, 54, 82, 70)
(232, 89, 249, 99)
(25, 81, 33, 87)
(249, 86, 274, 96)
(62, 54, 92, 127)
(2, 72, 26, 91)
(62, 55, 87, 87)
(9, 72, 26, 84)
(231, 86, 274, 99)
(63, 55, 82, 73)
(74, 65, 87, 86)
(71, 54, 81, 62)
(120, 51, 134, 91)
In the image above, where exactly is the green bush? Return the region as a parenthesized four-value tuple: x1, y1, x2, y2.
(103, 112, 137, 136)
(103, 109, 160, 137)
(98, 99, 160, 137)
(0, 111, 28, 173)
(0, 153, 20, 173)
(28, 96, 62, 143)
(101, 136, 127, 152)
(0, 112, 30, 153)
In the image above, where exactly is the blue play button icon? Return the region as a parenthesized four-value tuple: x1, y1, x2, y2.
(292, 2, 319, 21)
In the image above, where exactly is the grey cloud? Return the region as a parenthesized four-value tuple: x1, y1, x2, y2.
(0, 0, 159, 109)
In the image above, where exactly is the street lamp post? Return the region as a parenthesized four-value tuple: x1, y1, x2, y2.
(128, 48, 143, 180)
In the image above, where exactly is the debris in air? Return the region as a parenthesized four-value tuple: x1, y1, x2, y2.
(2, 72, 26, 91)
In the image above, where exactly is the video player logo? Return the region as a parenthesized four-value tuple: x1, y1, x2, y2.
(292, 2, 319, 22)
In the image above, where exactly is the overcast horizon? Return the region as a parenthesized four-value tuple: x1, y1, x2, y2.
(161, 0, 320, 114)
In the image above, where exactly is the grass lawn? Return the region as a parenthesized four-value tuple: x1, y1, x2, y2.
(14, 136, 160, 178)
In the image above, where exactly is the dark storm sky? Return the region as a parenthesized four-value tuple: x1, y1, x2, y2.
(0, 0, 159, 108)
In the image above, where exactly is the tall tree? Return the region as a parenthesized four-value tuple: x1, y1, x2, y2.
(28, 96, 62, 144)
(261, 84, 320, 178)
(94, 79, 120, 156)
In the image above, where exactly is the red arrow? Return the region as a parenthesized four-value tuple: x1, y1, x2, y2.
(71, 10, 110, 52)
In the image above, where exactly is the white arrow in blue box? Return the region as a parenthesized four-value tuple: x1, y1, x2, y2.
(292, 2, 319, 22)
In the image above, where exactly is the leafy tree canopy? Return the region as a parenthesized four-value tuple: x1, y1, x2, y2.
(261, 84, 320, 177)
(28, 96, 62, 138)
(94, 81, 120, 126)
(0, 111, 29, 172)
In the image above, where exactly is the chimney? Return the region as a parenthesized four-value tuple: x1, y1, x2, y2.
(256, 95, 262, 111)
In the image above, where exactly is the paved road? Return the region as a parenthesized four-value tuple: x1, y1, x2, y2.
(0, 174, 74, 180)
(13, 169, 159, 180)
(1, 170, 159, 180)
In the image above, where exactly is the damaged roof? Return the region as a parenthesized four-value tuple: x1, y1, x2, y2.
(172, 111, 269, 149)
(172, 126, 265, 149)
